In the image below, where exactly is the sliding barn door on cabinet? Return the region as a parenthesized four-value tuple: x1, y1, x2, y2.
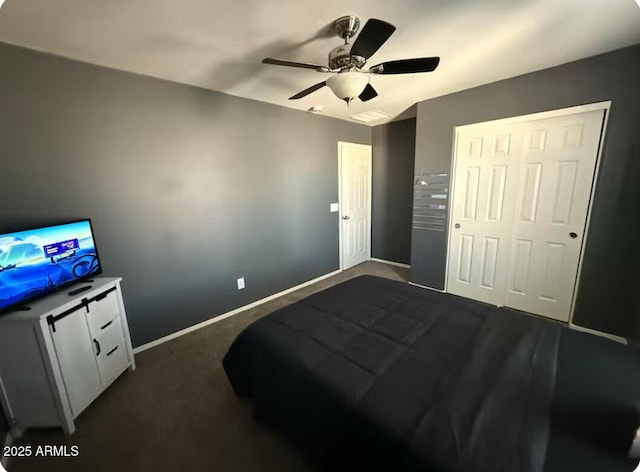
(50, 306, 102, 417)
(505, 110, 605, 321)
(447, 108, 606, 322)
(447, 123, 525, 306)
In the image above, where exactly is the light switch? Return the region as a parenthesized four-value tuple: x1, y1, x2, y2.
(330, 203, 339, 213)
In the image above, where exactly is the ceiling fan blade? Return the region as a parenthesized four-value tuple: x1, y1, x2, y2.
(288, 81, 327, 100)
(350, 19, 396, 60)
(263, 58, 328, 72)
(359, 83, 378, 102)
(371, 57, 441, 74)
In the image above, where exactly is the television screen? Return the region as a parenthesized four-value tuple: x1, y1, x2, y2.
(0, 219, 102, 313)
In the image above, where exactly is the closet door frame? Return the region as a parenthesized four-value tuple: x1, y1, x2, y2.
(445, 101, 614, 337)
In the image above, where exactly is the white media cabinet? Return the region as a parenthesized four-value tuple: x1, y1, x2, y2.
(0, 277, 135, 436)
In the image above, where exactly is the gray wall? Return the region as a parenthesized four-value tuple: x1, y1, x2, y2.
(371, 118, 416, 265)
(411, 44, 640, 340)
(0, 43, 370, 347)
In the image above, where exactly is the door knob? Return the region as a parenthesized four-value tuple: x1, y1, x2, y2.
(569, 232, 578, 239)
(454, 223, 461, 229)
(342, 216, 350, 220)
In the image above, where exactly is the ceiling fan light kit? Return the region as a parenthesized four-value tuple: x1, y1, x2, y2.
(327, 72, 369, 105)
(262, 15, 441, 106)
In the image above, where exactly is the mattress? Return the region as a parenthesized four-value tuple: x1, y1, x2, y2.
(223, 275, 640, 472)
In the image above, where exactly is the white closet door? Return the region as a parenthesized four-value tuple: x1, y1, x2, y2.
(448, 124, 525, 305)
(505, 110, 605, 321)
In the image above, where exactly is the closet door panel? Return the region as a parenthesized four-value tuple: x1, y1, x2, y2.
(505, 109, 605, 321)
(447, 124, 524, 306)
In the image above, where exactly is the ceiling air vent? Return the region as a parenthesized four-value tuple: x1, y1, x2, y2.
(350, 110, 391, 123)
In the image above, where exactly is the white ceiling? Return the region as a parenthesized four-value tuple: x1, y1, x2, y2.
(0, 0, 639, 125)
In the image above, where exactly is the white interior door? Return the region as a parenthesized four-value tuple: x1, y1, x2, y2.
(505, 110, 605, 321)
(447, 124, 525, 305)
(339, 142, 371, 270)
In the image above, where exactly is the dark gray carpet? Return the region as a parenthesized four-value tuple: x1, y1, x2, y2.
(9, 262, 409, 472)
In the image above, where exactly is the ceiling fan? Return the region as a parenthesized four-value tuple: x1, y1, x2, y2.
(262, 15, 440, 105)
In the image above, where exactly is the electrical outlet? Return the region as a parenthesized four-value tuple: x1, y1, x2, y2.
(237, 277, 245, 290)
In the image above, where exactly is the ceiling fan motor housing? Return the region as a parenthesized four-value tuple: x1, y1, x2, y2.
(328, 44, 366, 70)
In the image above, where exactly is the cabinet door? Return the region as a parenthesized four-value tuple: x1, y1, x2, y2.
(94, 316, 128, 385)
(86, 289, 120, 335)
(50, 307, 102, 418)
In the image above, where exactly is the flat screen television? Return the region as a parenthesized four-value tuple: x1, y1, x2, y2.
(0, 219, 102, 313)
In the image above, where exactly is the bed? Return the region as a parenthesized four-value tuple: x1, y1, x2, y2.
(223, 275, 640, 472)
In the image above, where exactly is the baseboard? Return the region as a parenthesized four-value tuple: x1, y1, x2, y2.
(133, 269, 342, 354)
(408, 281, 446, 293)
(369, 258, 410, 269)
(569, 322, 628, 345)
